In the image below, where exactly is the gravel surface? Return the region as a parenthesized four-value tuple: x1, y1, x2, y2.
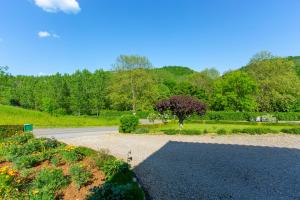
(34, 129, 300, 200)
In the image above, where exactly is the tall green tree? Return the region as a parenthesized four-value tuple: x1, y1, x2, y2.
(212, 71, 257, 111)
(245, 57, 300, 111)
(113, 55, 153, 113)
(90, 70, 109, 116)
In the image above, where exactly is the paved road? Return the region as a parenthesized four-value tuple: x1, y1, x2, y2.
(33, 128, 300, 200)
(34, 127, 118, 139)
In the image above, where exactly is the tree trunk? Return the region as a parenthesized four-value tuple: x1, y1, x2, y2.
(130, 71, 136, 114)
(178, 116, 184, 130)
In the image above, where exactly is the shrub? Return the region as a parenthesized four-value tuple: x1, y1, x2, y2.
(101, 159, 133, 184)
(69, 164, 93, 189)
(119, 115, 139, 133)
(133, 128, 149, 134)
(30, 168, 69, 200)
(94, 149, 115, 169)
(231, 128, 279, 135)
(217, 129, 227, 135)
(87, 182, 144, 200)
(162, 129, 203, 135)
(281, 128, 300, 134)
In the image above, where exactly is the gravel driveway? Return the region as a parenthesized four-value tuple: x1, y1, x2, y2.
(34, 129, 300, 200)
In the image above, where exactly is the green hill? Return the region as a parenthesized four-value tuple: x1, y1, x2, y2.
(0, 105, 119, 128)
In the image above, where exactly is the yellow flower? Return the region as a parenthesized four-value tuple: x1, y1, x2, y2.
(32, 189, 39, 195)
(8, 169, 17, 176)
(0, 166, 8, 173)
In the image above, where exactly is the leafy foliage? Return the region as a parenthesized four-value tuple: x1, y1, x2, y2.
(69, 164, 93, 189)
(30, 168, 69, 200)
(156, 95, 207, 125)
(119, 115, 139, 133)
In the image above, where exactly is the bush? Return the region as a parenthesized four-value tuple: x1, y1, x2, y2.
(69, 164, 93, 189)
(101, 159, 133, 184)
(119, 115, 139, 133)
(0, 125, 24, 138)
(87, 182, 144, 200)
(216, 129, 227, 135)
(162, 129, 203, 135)
(281, 128, 300, 134)
(94, 149, 115, 169)
(231, 128, 279, 135)
(30, 168, 69, 200)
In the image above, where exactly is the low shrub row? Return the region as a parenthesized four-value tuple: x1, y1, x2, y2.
(0, 125, 24, 138)
(158, 127, 300, 135)
(192, 111, 300, 121)
(231, 128, 279, 135)
(281, 128, 300, 134)
(162, 129, 204, 135)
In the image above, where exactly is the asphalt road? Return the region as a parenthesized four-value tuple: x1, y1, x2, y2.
(34, 127, 118, 139)
(33, 128, 300, 200)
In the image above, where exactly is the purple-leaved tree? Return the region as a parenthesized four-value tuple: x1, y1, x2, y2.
(156, 95, 207, 128)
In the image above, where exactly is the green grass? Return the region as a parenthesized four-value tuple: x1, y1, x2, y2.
(141, 120, 300, 135)
(0, 105, 119, 128)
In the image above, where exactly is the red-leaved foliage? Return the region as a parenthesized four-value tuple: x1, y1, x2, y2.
(156, 95, 207, 124)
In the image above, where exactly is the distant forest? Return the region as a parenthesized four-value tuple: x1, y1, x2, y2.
(1, 51, 300, 115)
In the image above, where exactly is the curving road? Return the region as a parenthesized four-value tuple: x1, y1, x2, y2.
(34, 128, 300, 200)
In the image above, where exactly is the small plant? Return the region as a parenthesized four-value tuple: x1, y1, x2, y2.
(30, 168, 69, 200)
(60, 145, 84, 163)
(119, 115, 139, 133)
(69, 164, 93, 189)
(50, 156, 61, 166)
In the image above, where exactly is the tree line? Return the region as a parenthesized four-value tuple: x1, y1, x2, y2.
(0, 51, 299, 115)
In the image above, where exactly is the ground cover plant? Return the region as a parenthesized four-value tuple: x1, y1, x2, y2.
(0, 130, 144, 199)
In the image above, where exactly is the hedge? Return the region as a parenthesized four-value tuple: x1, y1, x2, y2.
(0, 125, 24, 138)
(192, 111, 300, 121)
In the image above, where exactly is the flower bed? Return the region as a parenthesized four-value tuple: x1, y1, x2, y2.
(0, 131, 144, 200)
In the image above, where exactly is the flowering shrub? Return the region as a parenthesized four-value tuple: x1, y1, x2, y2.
(0, 166, 23, 198)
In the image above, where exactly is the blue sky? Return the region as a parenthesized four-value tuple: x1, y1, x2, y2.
(0, 0, 300, 75)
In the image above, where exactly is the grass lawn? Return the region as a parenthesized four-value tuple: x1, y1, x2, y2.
(0, 129, 144, 199)
(140, 120, 300, 135)
(0, 105, 119, 128)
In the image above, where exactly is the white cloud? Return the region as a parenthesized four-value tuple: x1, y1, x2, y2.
(34, 0, 80, 14)
(38, 31, 60, 39)
(38, 31, 51, 38)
